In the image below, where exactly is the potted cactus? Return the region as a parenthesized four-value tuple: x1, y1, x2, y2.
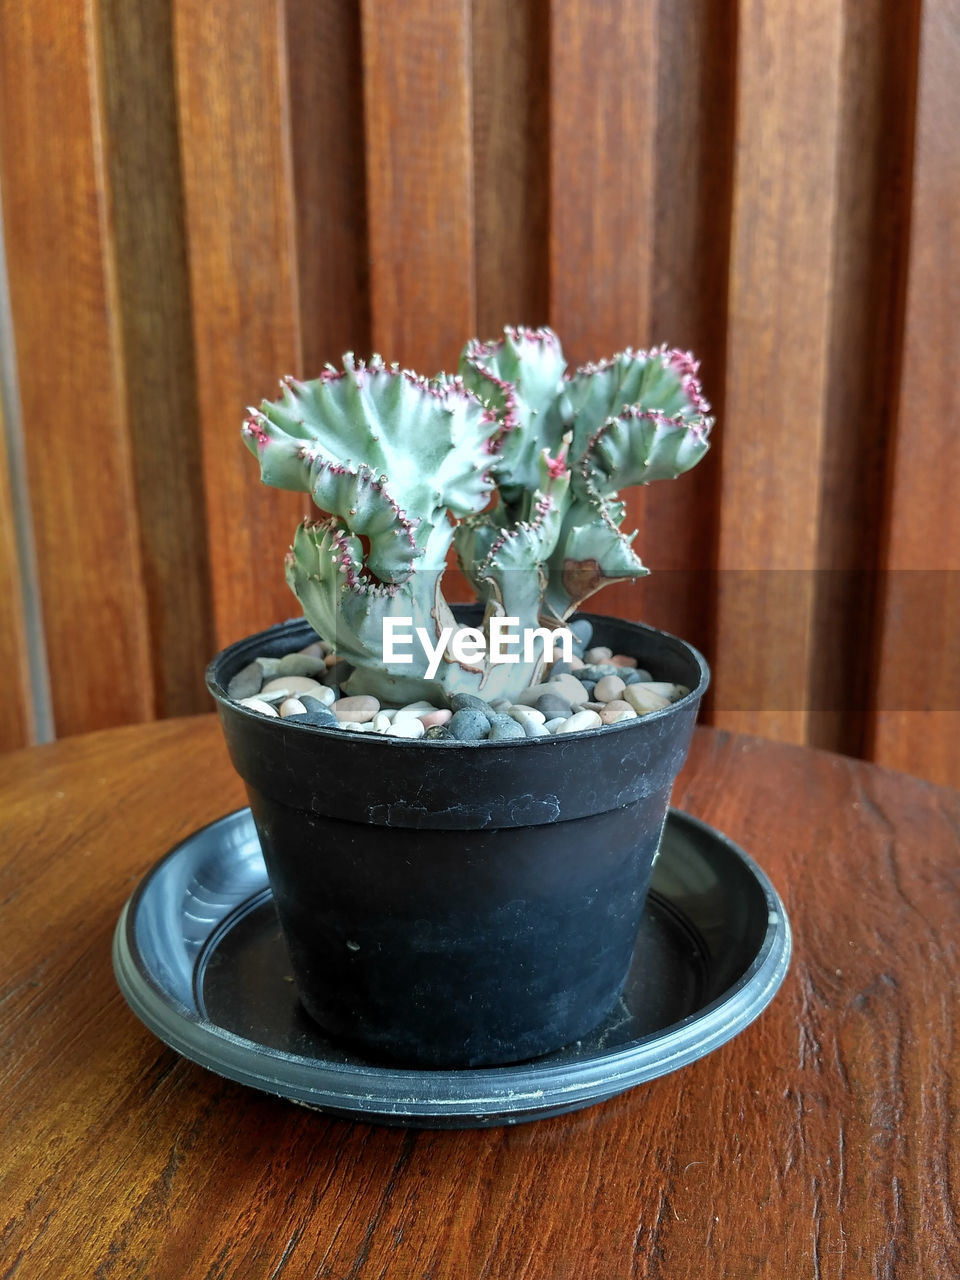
(207, 327, 713, 1068)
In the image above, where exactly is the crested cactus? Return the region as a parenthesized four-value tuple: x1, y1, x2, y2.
(243, 329, 713, 703)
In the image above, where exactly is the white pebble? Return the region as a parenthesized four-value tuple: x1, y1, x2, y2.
(279, 697, 307, 718)
(339, 720, 373, 732)
(385, 718, 425, 739)
(556, 710, 603, 734)
(372, 712, 393, 732)
(238, 697, 279, 717)
(585, 646, 613, 663)
(543, 717, 567, 734)
(623, 685, 671, 715)
(509, 705, 546, 728)
(636, 681, 690, 702)
(261, 676, 328, 698)
(594, 675, 627, 703)
(393, 700, 437, 721)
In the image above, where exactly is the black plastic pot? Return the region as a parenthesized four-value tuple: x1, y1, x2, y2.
(207, 610, 709, 1068)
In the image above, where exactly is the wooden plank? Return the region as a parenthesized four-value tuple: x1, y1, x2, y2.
(631, 0, 736, 659)
(0, 395, 32, 750)
(98, 0, 214, 718)
(285, 0, 371, 373)
(0, 0, 154, 736)
(712, 0, 845, 745)
(360, 0, 476, 374)
(805, 0, 919, 758)
(174, 0, 305, 648)
(870, 0, 960, 788)
(547, 0, 660, 628)
(471, 0, 550, 338)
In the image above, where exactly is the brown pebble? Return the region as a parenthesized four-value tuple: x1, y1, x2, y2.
(261, 675, 327, 698)
(332, 694, 379, 724)
(610, 654, 638, 668)
(600, 700, 638, 725)
(594, 674, 627, 703)
(298, 641, 328, 658)
(324, 652, 341, 668)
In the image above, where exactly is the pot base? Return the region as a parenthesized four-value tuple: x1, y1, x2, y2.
(112, 807, 792, 1128)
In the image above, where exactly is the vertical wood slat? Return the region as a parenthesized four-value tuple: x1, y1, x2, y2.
(870, 0, 960, 790)
(0, 0, 154, 737)
(361, 0, 476, 374)
(712, 0, 845, 746)
(548, 0, 660, 629)
(0, 395, 32, 751)
(98, 0, 213, 718)
(471, 0, 550, 339)
(285, 0, 371, 373)
(174, 0, 305, 649)
(637, 0, 736, 658)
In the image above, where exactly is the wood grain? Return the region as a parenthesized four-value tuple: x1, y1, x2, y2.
(2, 717, 959, 1275)
(471, 0, 550, 338)
(173, 0, 306, 650)
(0, 0, 154, 736)
(361, 0, 476, 373)
(869, 0, 960, 790)
(713, 0, 844, 746)
(98, 0, 214, 719)
(285, 0, 371, 372)
(0, 393, 31, 750)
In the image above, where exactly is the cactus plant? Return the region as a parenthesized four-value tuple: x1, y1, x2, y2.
(242, 328, 712, 704)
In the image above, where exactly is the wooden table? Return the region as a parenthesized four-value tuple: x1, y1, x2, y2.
(3, 717, 959, 1277)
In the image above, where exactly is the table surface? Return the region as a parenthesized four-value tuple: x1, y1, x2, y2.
(2, 717, 959, 1279)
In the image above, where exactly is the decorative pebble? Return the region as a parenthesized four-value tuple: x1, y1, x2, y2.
(238, 696, 279, 717)
(276, 653, 328, 678)
(543, 717, 568, 733)
(419, 708, 452, 729)
(300, 695, 338, 727)
(517, 675, 589, 708)
(610, 655, 638, 669)
(585, 645, 613, 664)
(568, 655, 586, 670)
(449, 708, 490, 741)
(623, 685, 671, 715)
(555, 710, 602, 734)
(424, 725, 455, 740)
(488, 716, 526, 742)
(279, 697, 308, 718)
(227, 661, 264, 700)
(254, 656, 281, 679)
(385, 718, 424, 739)
(637, 681, 690, 702)
(301, 684, 335, 707)
(508, 705, 546, 729)
(261, 675, 328, 698)
(491, 698, 513, 714)
(372, 712, 393, 732)
(547, 661, 573, 679)
(522, 719, 549, 738)
(339, 720, 373, 732)
(393, 700, 438, 721)
(449, 693, 497, 723)
(600, 700, 638, 724)
(594, 675, 627, 703)
(332, 694, 380, 724)
(536, 692, 574, 722)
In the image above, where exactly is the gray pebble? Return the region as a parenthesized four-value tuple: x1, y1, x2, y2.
(254, 656, 282, 679)
(487, 715, 526, 741)
(449, 708, 490, 741)
(301, 695, 338, 726)
(277, 653, 329, 678)
(227, 661, 263, 700)
(449, 693, 498, 724)
(548, 661, 573, 679)
(522, 719, 549, 738)
(537, 693, 573, 721)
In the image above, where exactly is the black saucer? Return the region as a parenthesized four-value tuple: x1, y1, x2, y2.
(112, 808, 791, 1128)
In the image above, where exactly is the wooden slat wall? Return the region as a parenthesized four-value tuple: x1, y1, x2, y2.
(0, 0, 956, 787)
(0, 393, 31, 751)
